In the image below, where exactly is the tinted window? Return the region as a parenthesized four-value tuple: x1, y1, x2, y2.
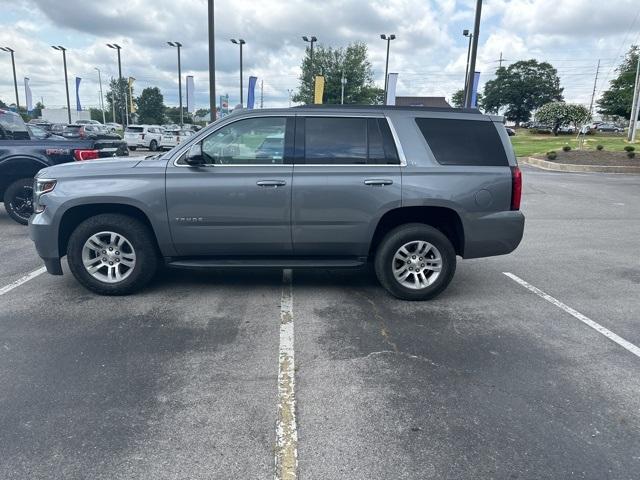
(367, 118, 386, 164)
(198, 116, 287, 165)
(304, 117, 367, 164)
(415, 118, 509, 166)
(126, 126, 144, 133)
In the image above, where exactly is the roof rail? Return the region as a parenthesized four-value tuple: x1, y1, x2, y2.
(291, 104, 482, 114)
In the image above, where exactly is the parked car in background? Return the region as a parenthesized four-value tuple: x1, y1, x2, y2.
(104, 122, 122, 133)
(0, 108, 128, 224)
(28, 106, 524, 300)
(124, 125, 164, 151)
(28, 119, 53, 131)
(558, 125, 576, 134)
(160, 129, 194, 150)
(50, 123, 66, 136)
(595, 123, 624, 133)
(26, 124, 66, 141)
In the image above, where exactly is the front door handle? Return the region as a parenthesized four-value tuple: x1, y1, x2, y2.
(364, 179, 393, 186)
(257, 180, 287, 187)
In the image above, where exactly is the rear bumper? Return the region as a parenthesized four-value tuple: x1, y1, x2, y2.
(462, 210, 525, 259)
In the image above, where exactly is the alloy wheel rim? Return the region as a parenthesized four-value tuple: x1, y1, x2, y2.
(12, 186, 34, 220)
(82, 231, 136, 283)
(392, 240, 442, 290)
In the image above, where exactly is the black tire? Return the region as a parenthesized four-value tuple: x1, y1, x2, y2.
(67, 214, 159, 295)
(149, 140, 158, 151)
(374, 223, 456, 301)
(3, 177, 34, 225)
(129, 146, 137, 151)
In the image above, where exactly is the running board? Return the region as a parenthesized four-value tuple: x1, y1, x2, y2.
(166, 257, 367, 269)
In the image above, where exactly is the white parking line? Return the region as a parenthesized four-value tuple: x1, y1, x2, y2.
(0, 267, 47, 296)
(504, 272, 640, 359)
(275, 269, 297, 480)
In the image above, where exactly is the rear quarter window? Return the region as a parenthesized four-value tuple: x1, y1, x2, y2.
(415, 117, 509, 166)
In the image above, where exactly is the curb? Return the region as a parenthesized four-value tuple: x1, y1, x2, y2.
(519, 156, 640, 174)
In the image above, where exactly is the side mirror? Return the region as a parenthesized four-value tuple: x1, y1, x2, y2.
(185, 143, 205, 166)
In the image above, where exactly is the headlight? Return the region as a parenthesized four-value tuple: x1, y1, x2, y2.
(33, 178, 56, 214)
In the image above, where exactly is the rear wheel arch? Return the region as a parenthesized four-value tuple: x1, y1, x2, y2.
(58, 203, 161, 258)
(369, 206, 465, 258)
(0, 157, 48, 196)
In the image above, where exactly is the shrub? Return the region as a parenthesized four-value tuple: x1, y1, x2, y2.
(624, 145, 635, 152)
(596, 144, 604, 151)
(546, 151, 557, 160)
(562, 145, 571, 152)
(627, 151, 636, 159)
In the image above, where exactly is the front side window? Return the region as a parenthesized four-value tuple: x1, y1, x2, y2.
(199, 116, 287, 165)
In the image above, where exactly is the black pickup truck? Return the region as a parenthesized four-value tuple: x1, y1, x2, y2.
(0, 108, 128, 224)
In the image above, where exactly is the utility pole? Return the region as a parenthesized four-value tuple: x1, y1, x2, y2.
(110, 77, 116, 123)
(208, 0, 216, 121)
(95, 67, 106, 124)
(341, 72, 347, 104)
(465, 0, 483, 108)
(497, 52, 505, 68)
(260, 79, 264, 108)
(588, 59, 600, 118)
(628, 57, 640, 142)
(51, 46, 71, 123)
(0, 47, 20, 110)
(629, 56, 640, 142)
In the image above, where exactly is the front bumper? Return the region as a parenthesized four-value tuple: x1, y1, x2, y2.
(29, 211, 63, 275)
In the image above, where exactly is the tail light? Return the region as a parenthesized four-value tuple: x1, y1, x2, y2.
(74, 149, 100, 161)
(510, 166, 522, 210)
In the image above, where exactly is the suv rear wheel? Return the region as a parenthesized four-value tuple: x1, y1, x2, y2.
(67, 214, 158, 295)
(149, 139, 158, 151)
(3, 177, 34, 225)
(374, 223, 456, 301)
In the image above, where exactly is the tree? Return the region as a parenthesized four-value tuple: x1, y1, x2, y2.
(536, 102, 590, 134)
(136, 87, 165, 124)
(293, 42, 383, 105)
(0, 98, 7, 109)
(597, 45, 639, 119)
(106, 77, 132, 125)
(482, 60, 564, 125)
(164, 106, 191, 124)
(32, 101, 44, 118)
(450, 89, 483, 109)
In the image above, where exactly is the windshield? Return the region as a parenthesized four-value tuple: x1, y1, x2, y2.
(0, 110, 28, 134)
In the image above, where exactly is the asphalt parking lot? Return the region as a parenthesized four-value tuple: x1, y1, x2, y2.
(1, 165, 639, 480)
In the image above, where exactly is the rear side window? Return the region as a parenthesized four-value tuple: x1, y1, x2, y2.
(415, 118, 509, 166)
(300, 117, 400, 165)
(126, 126, 144, 133)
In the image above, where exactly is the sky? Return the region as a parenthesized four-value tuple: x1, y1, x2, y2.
(0, 0, 639, 112)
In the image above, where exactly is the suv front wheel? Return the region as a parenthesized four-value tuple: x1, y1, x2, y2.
(67, 214, 158, 295)
(374, 224, 456, 301)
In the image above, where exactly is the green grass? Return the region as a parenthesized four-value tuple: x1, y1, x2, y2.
(510, 129, 638, 157)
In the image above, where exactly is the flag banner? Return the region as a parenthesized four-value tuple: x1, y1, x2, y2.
(386, 73, 398, 105)
(314, 75, 325, 104)
(471, 71, 481, 108)
(247, 76, 258, 109)
(186, 75, 195, 113)
(128, 77, 136, 113)
(24, 77, 33, 113)
(75, 77, 82, 111)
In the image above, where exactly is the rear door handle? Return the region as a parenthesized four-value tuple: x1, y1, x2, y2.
(257, 180, 287, 187)
(364, 179, 393, 186)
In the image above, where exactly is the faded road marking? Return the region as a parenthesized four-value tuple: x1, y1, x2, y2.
(275, 269, 297, 480)
(0, 267, 46, 297)
(504, 272, 640, 359)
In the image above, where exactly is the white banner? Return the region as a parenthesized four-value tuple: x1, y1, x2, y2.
(186, 75, 195, 113)
(24, 77, 33, 113)
(386, 72, 398, 106)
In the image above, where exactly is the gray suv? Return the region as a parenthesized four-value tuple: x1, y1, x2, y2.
(29, 106, 524, 300)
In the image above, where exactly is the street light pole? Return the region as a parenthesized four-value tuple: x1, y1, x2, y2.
(0, 47, 20, 110)
(462, 30, 473, 105)
(168, 42, 184, 125)
(341, 72, 347, 104)
(107, 43, 127, 126)
(94, 67, 106, 124)
(208, 0, 216, 121)
(230, 39, 246, 107)
(465, 0, 483, 108)
(380, 34, 396, 104)
(302, 36, 317, 103)
(51, 46, 71, 123)
(628, 56, 640, 142)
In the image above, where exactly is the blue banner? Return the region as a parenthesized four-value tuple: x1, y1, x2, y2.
(470, 71, 480, 108)
(75, 77, 82, 111)
(247, 76, 257, 109)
